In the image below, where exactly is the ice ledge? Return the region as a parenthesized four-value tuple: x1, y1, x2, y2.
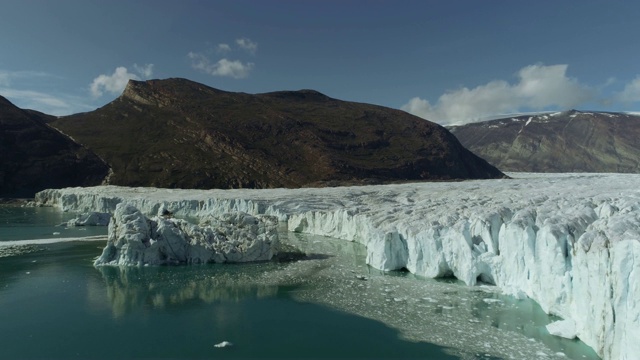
(35, 173, 640, 360)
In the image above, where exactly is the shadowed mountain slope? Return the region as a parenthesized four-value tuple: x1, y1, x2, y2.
(48, 78, 503, 189)
(0, 96, 109, 197)
(449, 110, 640, 173)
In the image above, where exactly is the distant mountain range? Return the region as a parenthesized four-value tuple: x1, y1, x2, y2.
(0, 78, 503, 197)
(449, 110, 640, 173)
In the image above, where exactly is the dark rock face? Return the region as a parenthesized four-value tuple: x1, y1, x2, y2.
(48, 78, 503, 189)
(0, 96, 110, 197)
(449, 110, 640, 173)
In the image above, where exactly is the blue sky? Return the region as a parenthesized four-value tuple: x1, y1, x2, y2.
(1, 0, 640, 125)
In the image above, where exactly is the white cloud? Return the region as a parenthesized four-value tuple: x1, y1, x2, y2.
(0, 70, 91, 115)
(0, 87, 94, 116)
(188, 52, 254, 79)
(616, 76, 640, 103)
(90, 63, 153, 97)
(217, 43, 231, 53)
(1, 88, 69, 108)
(90, 66, 139, 98)
(236, 38, 257, 54)
(402, 64, 594, 125)
(133, 63, 154, 79)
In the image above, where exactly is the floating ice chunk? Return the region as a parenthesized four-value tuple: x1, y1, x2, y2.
(94, 204, 279, 266)
(483, 298, 502, 304)
(63, 212, 111, 227)
(546, 319, 577, 339)
(214, 341, 233, 348)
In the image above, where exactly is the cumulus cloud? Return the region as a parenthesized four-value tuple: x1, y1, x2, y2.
(188, 52, 254, 79)
(90, 64, 153, 98)
(616, 76, 640, 103)
(402, 64, 595, 125)
(236, 38, 257, 54)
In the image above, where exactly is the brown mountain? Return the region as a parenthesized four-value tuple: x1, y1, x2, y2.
(449, 110, 640, 173)
(46, 78, 503, 189)
(0, 96, 109, 197)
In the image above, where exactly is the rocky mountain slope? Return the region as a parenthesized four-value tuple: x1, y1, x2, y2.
(449, 110, 640, 173)
(46, 78, 503, 189)
(0, 96, 109, 197)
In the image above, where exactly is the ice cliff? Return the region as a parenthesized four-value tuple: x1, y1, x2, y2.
(35, 173, 640, 360)
(94, 204, 279, 266)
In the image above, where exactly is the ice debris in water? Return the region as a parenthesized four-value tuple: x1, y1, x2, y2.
(214, 341, 233, 348)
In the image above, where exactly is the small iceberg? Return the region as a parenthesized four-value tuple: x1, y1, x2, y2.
(214, 341, 233, 348)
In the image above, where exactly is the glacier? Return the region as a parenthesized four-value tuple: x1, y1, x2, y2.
(35, 173, 640, 360)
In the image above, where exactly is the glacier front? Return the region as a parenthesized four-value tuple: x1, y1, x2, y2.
(35, 173, 640, 360)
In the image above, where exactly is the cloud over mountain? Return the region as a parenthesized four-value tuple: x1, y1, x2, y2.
(616, 76, 640, 103)
(187, 53, 254, 79)
(188, 37, 258, 79)
(90, 64, 154, 98)
(402, 64, 595, 125)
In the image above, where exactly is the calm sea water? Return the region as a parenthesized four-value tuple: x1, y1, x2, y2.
(0, 206, 106, 241)
(0, 206, 600, 359)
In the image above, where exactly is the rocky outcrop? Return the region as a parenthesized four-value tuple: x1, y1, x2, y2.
(94, 203, 279, 266)
(449, 110, 640, 173)
(0, 96, 109, 197)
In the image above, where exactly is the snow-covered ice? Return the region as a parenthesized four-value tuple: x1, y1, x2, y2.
(35, 172, 640, 360)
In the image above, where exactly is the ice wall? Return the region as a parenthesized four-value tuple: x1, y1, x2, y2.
(35, 173, 640, 359)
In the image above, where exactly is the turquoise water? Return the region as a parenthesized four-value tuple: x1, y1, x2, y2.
(0, 207, 468, 359)
(0, 242, 466, 359)
(0, 206, 107, 241)
(0, 207, 600, 359)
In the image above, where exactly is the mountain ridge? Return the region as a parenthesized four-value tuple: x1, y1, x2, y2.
(449, 110, 640, 173)
(44, 77, 503, 190)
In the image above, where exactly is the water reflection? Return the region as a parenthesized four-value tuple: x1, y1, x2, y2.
(96, 264, 286, 317)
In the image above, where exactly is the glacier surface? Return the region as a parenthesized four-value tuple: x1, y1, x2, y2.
(35, 173, 640, 360)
